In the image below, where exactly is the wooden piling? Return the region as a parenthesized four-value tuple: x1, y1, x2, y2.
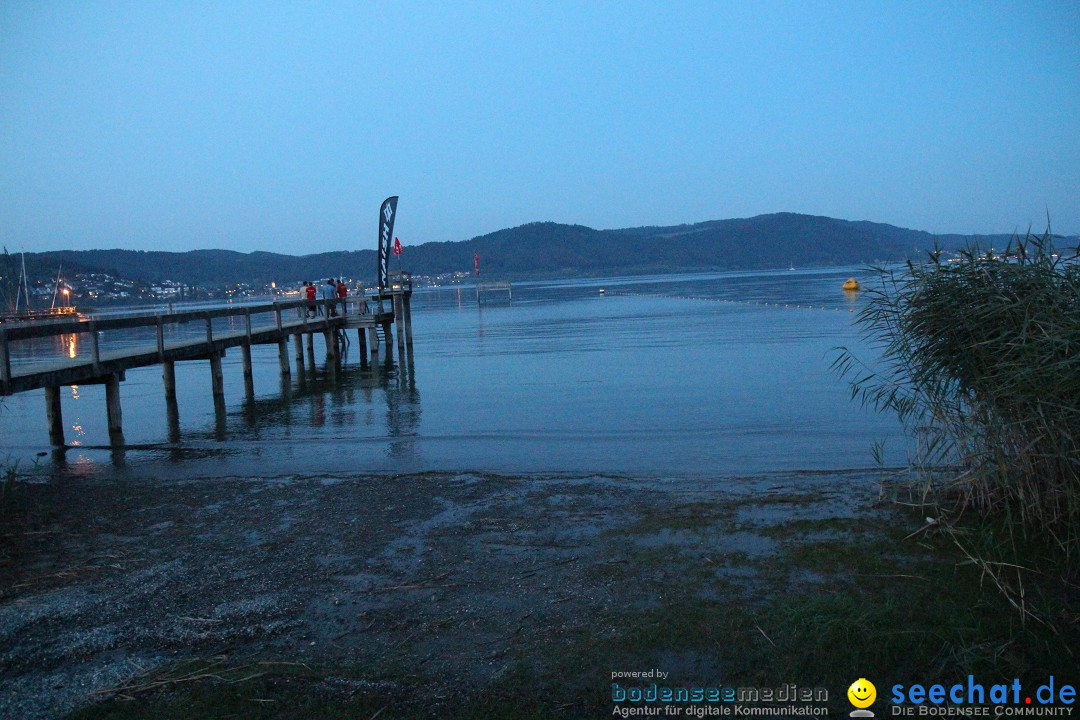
(45, 385, 64, 446)
(403, 294, 414, 349)
(155, 316, 165, 361)
(163, 360, 177, 400)
(210, 351, 225, 397)
(293, 332, 303, 362)
(89, 322, 101, 373)
(0, 329, 10, 392)
(241, 345, 254, 396)
(382, 320, 394, 362)
(357, 327, 367, 358)
(242, 345, 253, 381)
(324, 328, 337, 361)
(306, 332, 315, 355)
(393, 294, 406, 359)
(278, 339, 291, 377)
(166, 396, 180, 443)
(105, 373, 123, 440)
(367, 326, 379, 362)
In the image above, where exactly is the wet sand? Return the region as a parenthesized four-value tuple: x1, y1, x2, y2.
(0, 468, 893, 719)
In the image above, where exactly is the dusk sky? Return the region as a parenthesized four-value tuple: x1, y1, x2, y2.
(2, 1, 1078, 254)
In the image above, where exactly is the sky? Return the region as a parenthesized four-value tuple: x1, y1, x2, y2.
(1, 1, 1078, 254)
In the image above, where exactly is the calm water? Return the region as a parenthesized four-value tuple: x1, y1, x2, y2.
(0, 268, 908, 479)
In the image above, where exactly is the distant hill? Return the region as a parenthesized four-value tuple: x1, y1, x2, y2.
(18, 213, 1034, 286)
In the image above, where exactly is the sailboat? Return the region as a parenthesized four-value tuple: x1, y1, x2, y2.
(0, 254, 78, 323)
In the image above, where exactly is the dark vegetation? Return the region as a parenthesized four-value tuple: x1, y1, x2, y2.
(835, 226, 1080, 627)
(19, 212, 1032, 286)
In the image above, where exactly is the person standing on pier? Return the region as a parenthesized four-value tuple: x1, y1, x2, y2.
(304, 281, 318, 317)
(322, 278, 338, 317)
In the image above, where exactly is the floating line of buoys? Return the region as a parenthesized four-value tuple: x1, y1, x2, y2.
(603, 290, 855, 313)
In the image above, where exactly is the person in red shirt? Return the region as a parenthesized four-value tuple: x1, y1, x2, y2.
(304, 281, 317, 317)
(334, 278, 347, 315)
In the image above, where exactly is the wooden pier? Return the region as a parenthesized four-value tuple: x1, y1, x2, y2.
(0, 287, 414, 447)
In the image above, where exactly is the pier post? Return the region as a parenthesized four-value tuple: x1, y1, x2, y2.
(277, 339, 291, 377)
(166, 395, 180, 443)
(382, 320, 394, 362)
(105, 373, 123, 442)
(367, 326, 378, 362)
(45, 386, 64, 446)
(293, 332, 303, 363)
(163, 360, 177, 400)
(306, 332, 314, 356)
(357, 327, 367, 359)
(0, 329, 10, 392)
(403, 294, 414, 350)
(323, 328, 337, 361)
(89, 322, 101, 374)
(210, 351, 225, 397)
(155, 316, 165, 361)
(241, 345, 254, 396)
(393, 294, 406, 359)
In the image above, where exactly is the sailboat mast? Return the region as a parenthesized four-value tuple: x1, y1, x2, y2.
(22, 253, 31, 312)
(51, 263, 63, 309)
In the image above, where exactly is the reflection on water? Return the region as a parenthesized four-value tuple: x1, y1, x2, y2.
(0, 268, 909, 478)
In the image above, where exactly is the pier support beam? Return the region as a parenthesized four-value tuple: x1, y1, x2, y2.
(278, 339, 291, 377)
(403, 294, 414, 351)
(357, 327, 367, 360)
(209, 351, 225, 397)
(382, 320, 394, 362)
(323, 329, 337, 361)
(306, 332, 314, 356)
(293, 333, 303, 362)
(105, 373, 123, 442)
(367, 326, 379, 362)
(393, 295, 406, 360)
(163, 360, 176, 400)
(45, 385, 64, 447)
(166, 395, 180, 444)
(241, 344, 254, 396)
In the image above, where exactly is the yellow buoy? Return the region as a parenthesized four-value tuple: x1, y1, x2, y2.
(842, 278, 861, 291)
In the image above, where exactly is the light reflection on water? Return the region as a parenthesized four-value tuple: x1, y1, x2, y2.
(0, 268, 908, 478)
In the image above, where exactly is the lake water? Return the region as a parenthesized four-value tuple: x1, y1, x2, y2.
(0, 267, 909, 479)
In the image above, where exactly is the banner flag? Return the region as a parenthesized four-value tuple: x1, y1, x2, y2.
(393, 237, 403, 256)
(474, 252, 480, 276)
(377, 196, 399, 291)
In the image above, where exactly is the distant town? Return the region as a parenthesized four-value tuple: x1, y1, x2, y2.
(2, 264, 476, 313)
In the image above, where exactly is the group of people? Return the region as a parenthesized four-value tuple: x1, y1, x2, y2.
(303, 278, 348, 317)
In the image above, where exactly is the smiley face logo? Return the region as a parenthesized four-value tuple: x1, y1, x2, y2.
(848, 678, 877, 708)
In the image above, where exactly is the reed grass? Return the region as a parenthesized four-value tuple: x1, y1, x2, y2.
(834, 226, 1080, 566)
